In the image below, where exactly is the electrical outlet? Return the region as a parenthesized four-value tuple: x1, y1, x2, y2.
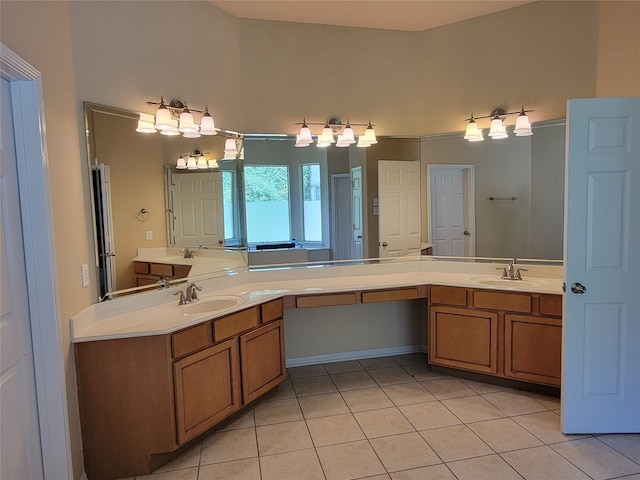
(145, 230, 153, 241)
(81, 264, 90, 288)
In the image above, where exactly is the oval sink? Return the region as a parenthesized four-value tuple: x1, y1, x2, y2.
(181, 296, 241, 315)
(471, 277, 550, 289)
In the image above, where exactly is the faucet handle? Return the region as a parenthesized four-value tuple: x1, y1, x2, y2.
(515, 268, 528, 280)
(186, 282, 202, 301)
(496, 267, 508, 279)
(173, 290, 187, 305)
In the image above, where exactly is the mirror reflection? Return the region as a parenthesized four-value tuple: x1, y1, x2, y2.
(85, 103, 247, 299)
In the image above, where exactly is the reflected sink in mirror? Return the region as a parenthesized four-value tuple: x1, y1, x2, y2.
(180, 296, 242, 315)
(469, 276, 552, 289)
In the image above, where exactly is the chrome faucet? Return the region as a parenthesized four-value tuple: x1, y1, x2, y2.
(180, 248, 194, 259)
(497, 260, 527, 280)
(185, 282, 202, 302)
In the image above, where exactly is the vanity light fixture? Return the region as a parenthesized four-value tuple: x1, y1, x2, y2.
(176, 150, 215, 170)
(137, 97, 218, 139)
(294, 118, 377, 148)
(464, 106, 534, 142)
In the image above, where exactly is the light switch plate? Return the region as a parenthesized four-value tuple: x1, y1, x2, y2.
(81, 264, 90, 288)
(145, 230, 153, 240)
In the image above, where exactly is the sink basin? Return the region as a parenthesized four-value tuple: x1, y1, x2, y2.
(180, 296, 241, 315)
(469, 276, 551, 289)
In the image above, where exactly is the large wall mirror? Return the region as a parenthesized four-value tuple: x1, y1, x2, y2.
(85, 103, 247, 299)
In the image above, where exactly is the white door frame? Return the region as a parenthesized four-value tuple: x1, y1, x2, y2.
(331, 173, 352, 260)
(426, 164, 476, 256)
(1, 44, 73, 478)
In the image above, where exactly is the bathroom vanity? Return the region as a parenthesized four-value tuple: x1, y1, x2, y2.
(72, 257, 563, 479)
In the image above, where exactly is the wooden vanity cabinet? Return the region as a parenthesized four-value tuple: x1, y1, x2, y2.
(134, 261, 192, 286)
(427, 285, 563, 387)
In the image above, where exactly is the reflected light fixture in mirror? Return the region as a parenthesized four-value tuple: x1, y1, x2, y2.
(295, 118, 377, 148)
(136, 97, 218, 138)
(464, 106, 533, 142)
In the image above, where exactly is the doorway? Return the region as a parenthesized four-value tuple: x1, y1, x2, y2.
(331, 174, 352, 260)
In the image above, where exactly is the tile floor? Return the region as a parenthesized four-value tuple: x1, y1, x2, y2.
(125, 354, 640, 480)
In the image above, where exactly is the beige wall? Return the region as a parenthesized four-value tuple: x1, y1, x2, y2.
(1, 1, 639, 478)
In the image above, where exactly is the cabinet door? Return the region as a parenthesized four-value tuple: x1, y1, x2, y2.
(429, 306, 498, 374)
(505, 314, 562, 386)
(173, 339, 241, 444)
(240, 319, 286, 404)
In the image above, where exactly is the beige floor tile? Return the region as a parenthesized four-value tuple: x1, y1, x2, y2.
(596, 433, 640, 464)
(317, 439, 386, 480)
(393, 352, 427, 366)
(441, 396, 505, 423)
(460, 379, 511, 395)
(299, 392, 350, 419)
(512, 410, 586, 445)
(370, 431, 441, 472)
(483, 390, 549, 416)
(502, 445, 591, 480)
(331, 371, 377, 391)
(382, 382, 436, 406)
(341, 386, 395, 412)
(551, 437, 640, 480)
(198, 458, 260, 480)
(266, 379, 296, 400)
(467, 418, 542, 452)
(525, 391, 561, 410)
(447, 454, 523, 480)
(360, 475, 392, 480)
(254, 397, 302, 425)
(287, 364, 327, 379)
(292, 375, 337, 396)
(306, 412, 365, 446)
(421, 378, 477, 400)
(255, 420, 313, 456)
(136, 467, 198, 480)
(222, 409, 255, 431)
(399, 401, 461, 431)
(402, 364, 448, 382)
(324, 360, 365, 374)
(259, 448, 325, 480)
(420, 424, 493, 461)
(359, 356, 400, 370)
(354, 406, 415, 438)
(200, 427, 257, 465)
(369, 366, 416, 386)
(154, 444, 201, 472)
(390, 464, 456, 480)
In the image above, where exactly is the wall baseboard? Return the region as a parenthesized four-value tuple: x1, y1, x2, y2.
(286, 345, 423, 368)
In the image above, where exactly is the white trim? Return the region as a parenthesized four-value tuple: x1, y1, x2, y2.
(330, 173, 351, 260)
(1, 43, 73, 479)
(285, 345, 422, 367)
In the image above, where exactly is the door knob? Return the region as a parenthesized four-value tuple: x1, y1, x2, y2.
(463, 231, 470, 236)
(357, 235, 362, 239)
(571, 282, 587, 294)
(382, 242, 388, 247)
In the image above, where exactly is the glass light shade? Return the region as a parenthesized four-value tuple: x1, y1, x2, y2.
(468, 128, 485, 142)
(335, 135, 350, 147)
(320, 126, 335, 144)
(298, 125, 313, 144)
(183, 128, 201, 139)
(224, 138, 238, 154)
(363, 127, 377, 144)
(207, 159, 219, 169)
(316, 140, 331, 148)
(186, 156, 197, 170)
(197, 156, 208, 169)
(176, 156, 187, 169)
(357, 136, 371, 148)
(295, 134, 313, 147)
(136, 113, 157, 133)
(199, 114, 217, 135)
(342, 125, 356, 144)
(488, 118, 508, 139)
(514, 113, 533, 136)
(154, 106, 173, 130)
(178, 111, 197, 133)
(464, 121, 480, 140)
(160, 124, 180, 136)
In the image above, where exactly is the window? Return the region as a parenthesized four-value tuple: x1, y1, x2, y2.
(301, 163, 322, 242)
(244, 165, 291, 243)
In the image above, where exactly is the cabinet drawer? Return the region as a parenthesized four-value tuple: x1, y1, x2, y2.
(429, 286, 467, 306)
(539, 295, 563, 317)
(214, 307, 259, 341)
(261, 298, 284, 324)
(133, 261, 150, 274)
(172, 322, 212, 359)
(150, 263, 174, 277)
(473, 290, 531, 313)
(362, 288, 418, 303)
(296, 293, 357, 308)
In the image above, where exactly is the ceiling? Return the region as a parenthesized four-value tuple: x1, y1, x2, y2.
(209, 0, 536, 32)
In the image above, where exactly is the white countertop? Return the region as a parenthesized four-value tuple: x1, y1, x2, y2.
(71, 258, 564, 343)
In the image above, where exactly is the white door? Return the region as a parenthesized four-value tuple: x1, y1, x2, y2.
(92, 163, 116, 295)
(378, 160, 421, 258)
(332, 174, 352, 260)
(171, 172, 224, 247)
(428, 165, 474, 256)
(563, 97, 640, 433)
(351, 166, 364, 259)
(0, 78, 44, 479)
